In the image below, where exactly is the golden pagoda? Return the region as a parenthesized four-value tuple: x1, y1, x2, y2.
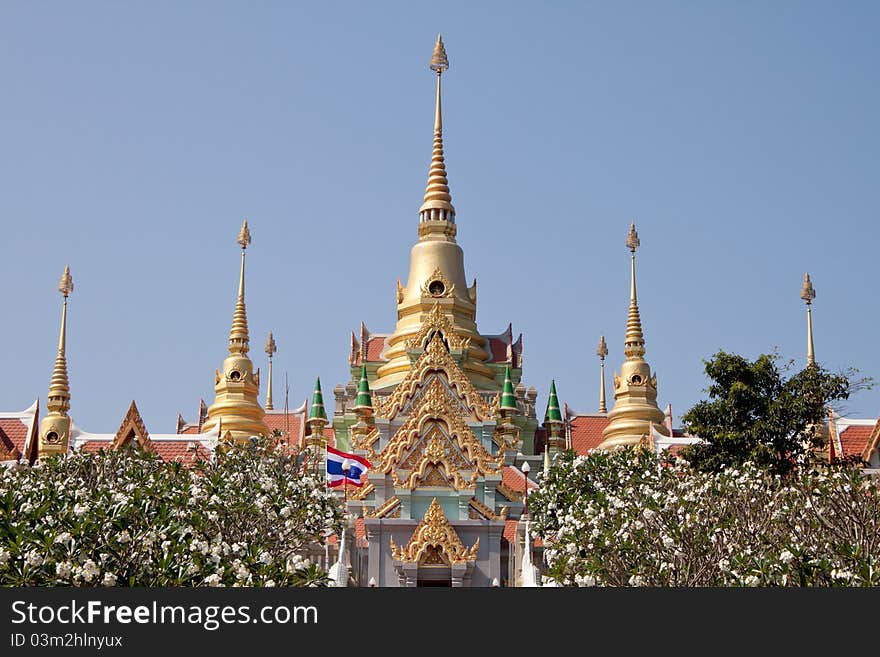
(373, 35, 496, 392)
(202, 220, 268, 442)
(600, 223, 667, 448)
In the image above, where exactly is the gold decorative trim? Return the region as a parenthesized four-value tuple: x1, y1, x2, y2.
(112, 401, 153, 452)
(496, 482, 523, 503)
(376, 332, 497, 420)
(420, 267, 455, 298)
(405, 302, 465, 351)
(348, 481, 375, 502)
(352, 426, 380, 455)
(390, 498, 479, 564)
(365, 496, 400, 519)
(375, 377, 504, 489)
(468, 497, 501, 521)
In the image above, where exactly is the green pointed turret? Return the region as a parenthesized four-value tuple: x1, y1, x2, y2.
(355, 365, 373, 410)
(545, 379, 563, 424)
(309, 377, 327, 421)
(500, 366, 518, 412)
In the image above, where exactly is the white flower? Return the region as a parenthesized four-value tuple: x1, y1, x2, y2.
(116, 530, 131, 544)
(743, 575, 759, 587)
(80, 559, 99, 583)
(779, 550, 794, 564)
(73, 503, 89, 517)
(574, 573, 596, 587)
(55, 561, 73, 578)
(54, 532, 73, 545)
(25, 550, 44, 567)
(203, 573, 223, 587)
(0, 548, 11, 567)
(102, 572, 117, 587)
(662, 537, 675, 549)
(264, 579, 276, 587)
(628, 574, 645, 586)
(259, 551, 272, 565)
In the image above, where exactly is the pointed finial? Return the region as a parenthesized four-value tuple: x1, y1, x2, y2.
(500, 366, 518, 412)
(309, 377, 327, 421)
(801, 273, 816, 366)
(597, 336, 608, 414)
(265, 332, 277, 357)
(58, 265, 74, 298)
(800, 272, 816, 305)
(237, 219, 252, 250)
(596, 335, 608, 360)
(430, 34, 449, 74)
(543, 443, 550, 477)
(355, 365, 373, 411)
(419, 34, 455, 224)
(229, 221, 251, 354)
(544, 380, 563, 424)
(626, 222, 640, 253)
(47, 265, 73, 413)
(624, 223, 646, 359)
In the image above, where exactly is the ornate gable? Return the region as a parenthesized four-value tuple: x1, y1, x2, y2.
(390, 498, 479, 565)
(372, 376, 504, 489)
(375, 331, 497, 421)
(111, 401, 154, 452)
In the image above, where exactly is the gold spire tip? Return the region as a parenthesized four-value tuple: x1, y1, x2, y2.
(58, 265, 74, 298)
(430, 34, 449, 74)
(626, 222, 640, 253)
(237, 219, 252, 250)
(596, 335, 608, 359)
(265, 332, 277, 356)
(800, 272, 815, 305)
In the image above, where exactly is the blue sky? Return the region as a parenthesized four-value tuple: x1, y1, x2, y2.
(2, 1, 877, 431)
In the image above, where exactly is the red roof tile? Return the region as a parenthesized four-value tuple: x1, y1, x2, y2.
(502, 519, 544, 547)
(839, 425, 875, 459)
(80, 440, 109, 453)
(489, 337, 508, 363)
(152, 441, 210, 463)
(569, 415, 610, 455)
(263, 412, 305, 441)
(502, 465, 538, 493)
(179, 425, 200, 435)
(355, 336, 388, 365)
(0, 418, 29, 460)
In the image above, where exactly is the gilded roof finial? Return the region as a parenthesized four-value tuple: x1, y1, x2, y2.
(419, 34, 455, 222)
(597, 335, 608, 414)
(624, 223, 645, 359)
(264, 332, 276, 411)
(47, 266, 73, 413)
(801, 272, 816, 366)
(229, 219, 251, 354)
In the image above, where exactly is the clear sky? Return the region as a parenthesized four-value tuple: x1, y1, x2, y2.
(2, 1, 878, 432)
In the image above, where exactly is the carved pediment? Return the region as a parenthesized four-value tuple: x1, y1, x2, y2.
(405, 302, 464, 351)
(112, 401, 153, 452)
(376, 331, 497, 421)
(389, 498, 479, 565)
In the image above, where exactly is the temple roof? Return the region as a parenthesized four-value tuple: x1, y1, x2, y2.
(0, 401, 39, 463)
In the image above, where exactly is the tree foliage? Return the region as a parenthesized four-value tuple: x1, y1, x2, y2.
(530, 448, 880, 587)
(680, 351, 860, 475)
(0, 438, 342, 586)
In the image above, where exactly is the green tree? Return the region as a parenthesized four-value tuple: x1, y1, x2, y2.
(680, 351, 863, 476)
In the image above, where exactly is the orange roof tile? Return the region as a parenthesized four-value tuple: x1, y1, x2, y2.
(488, 337, 508, 363)
(502, 465, 538, 493)
(151, 441, 210, 463)
(569, 415, 610, 455)
(0, 418, 29, 460)
(502, 519, 544, 547)
(839, 425, 874, 459)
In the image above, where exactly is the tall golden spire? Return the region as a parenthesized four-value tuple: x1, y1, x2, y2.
(374, 34, 494, 392)
(264, 331, 276, 411)
(38, 266, 74, 460)
(800, 272, 816, 366)
(202, 220, 267, 442)
(600, 223, 667, 449)
(624, 223, 645, 358)
(229, 220, 251, 354)
(419, 34, 455, 226)
(596, 335, 608, 414)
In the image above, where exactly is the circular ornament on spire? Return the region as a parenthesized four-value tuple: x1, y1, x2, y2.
(800, 272, 816, 304)
(596, 335, 608, 359)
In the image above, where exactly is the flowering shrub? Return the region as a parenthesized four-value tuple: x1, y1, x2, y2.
(530, 449, 880, 586)
(0, 439, 342, 586)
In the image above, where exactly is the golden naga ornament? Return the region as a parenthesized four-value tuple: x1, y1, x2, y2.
(390, 498, 479, 565)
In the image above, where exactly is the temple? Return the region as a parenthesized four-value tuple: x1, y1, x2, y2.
(3, 36, 879, 588)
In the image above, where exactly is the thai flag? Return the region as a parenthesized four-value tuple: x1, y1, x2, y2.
(326, 446, 372, 488)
